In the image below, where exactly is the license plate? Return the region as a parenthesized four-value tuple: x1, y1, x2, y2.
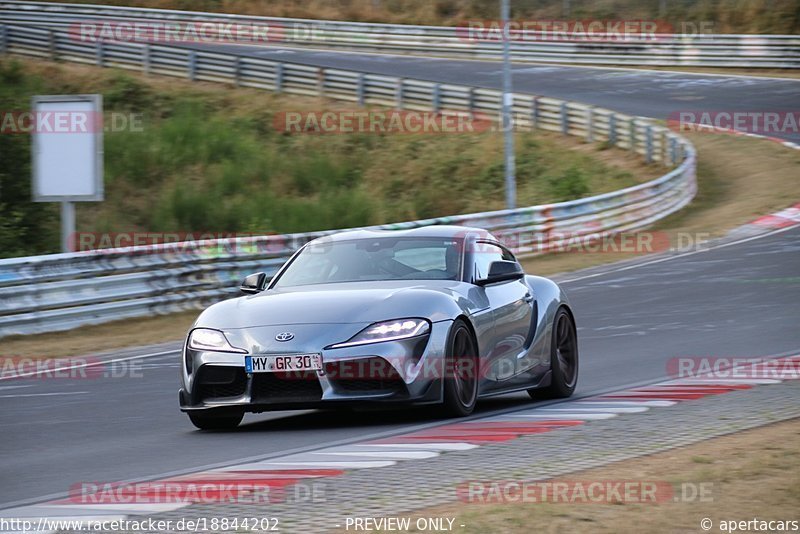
(245, 354, 323, 373)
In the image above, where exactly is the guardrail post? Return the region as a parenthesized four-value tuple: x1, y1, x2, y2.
(356, 73, 365, 106)
(467, 86, 475, 113)
(530, 97, 538, 131)
(48, 29, 57, 60)
(188, 50, 197, 81)
(608, 113, 617, 146)
(317, 67, 325, 97)
(432, 83, 441, 113)
(275, 62, 284, 93)
(585, 107, 593, 143)
(0, 25, 7, 55)
(143, 43, 151, 75)
(645, 125, 654, 164)
(96, 40, 104, 67)
(560, 102, 568, 135)
(669, 136, 678, 166)
(396, 78, 404, 109)
(629, 118, 636, 152)
(233, 56, 242, 87)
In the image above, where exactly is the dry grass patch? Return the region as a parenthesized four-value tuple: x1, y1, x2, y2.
(522, 133, 800, 276)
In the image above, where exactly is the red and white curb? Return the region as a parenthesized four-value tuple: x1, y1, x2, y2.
(750, 203, 800, 230)
(2, 355, 798, 532)
(728, 202, 800, 240)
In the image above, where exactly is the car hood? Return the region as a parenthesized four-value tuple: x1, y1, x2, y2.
(194, 280, 473, 329)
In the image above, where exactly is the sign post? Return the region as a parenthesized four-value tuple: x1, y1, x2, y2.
(60, 200, 76, 254)
(501, 0, 516, 210)
(31, 94, 104, 252)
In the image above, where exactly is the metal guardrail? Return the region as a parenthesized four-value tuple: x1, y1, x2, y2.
(1, 1, 798, 68)
(0, 22, 697, 338)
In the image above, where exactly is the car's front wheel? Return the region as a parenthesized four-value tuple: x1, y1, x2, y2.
(441, 319, 479, 417)
(188, 408, 244, 431)
(531, 307, 578, 399)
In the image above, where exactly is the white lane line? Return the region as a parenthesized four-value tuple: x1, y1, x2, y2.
(259, 461, 396, 468)
(314, 445, 446, 454)
(575, 400, 678, 407)
(311, 451, 438, 459)
(505, 413, 617, 420)
(360, 443, 478, 451)
(0, 392, 88, 399)
(0, 350, 179, 382)
(664, 379, 783, 385)
(0, 385, 33, 391)
(529, 406, 650, 413)
(219, 461, 395, 471)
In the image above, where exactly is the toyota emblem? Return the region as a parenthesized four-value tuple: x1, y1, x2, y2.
(275, 332, 295, 342)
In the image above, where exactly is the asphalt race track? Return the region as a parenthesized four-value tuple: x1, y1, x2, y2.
(2, 225, 799, 508)
(194, 45, 800, 143)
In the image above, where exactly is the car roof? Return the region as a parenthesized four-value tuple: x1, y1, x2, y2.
(310, 225, 497, 243)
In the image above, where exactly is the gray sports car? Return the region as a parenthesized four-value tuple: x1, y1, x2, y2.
(179, 226, 578, 430)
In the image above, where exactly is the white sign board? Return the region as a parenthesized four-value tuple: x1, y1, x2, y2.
(32, 94, 104, 202)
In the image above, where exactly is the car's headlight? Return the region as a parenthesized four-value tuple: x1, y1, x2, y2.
(329, 318, 430, 349)
(187, 328, 246, 353)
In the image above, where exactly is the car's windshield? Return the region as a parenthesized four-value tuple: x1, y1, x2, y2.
(273, 237, 462, 288)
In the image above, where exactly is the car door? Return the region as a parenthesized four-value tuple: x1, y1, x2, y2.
(473, 241, 535, 382)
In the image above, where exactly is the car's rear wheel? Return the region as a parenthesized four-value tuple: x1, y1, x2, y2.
(530, 307, 578, 399)
(441, 319, 479, 417)
(188, 408, 244, 431)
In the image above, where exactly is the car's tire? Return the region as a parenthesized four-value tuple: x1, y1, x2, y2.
(188, 409, 244, 431)
(530, 307, 578, 399)
(441, 319, 479, 417)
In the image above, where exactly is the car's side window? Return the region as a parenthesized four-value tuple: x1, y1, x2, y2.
(501, 247, 516, 262)
(474, 242, 505, 280)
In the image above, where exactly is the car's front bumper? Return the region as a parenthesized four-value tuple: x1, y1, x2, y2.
(179, 320, 452, 413)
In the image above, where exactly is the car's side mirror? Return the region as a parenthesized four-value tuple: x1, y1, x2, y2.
(240, 272, 267, 294)
(476, 260, 524, 286)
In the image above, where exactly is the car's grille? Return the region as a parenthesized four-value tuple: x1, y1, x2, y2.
(196, 366, 247, 402)
(326, 358, 407, 395)
(251, 371, 323, 403)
